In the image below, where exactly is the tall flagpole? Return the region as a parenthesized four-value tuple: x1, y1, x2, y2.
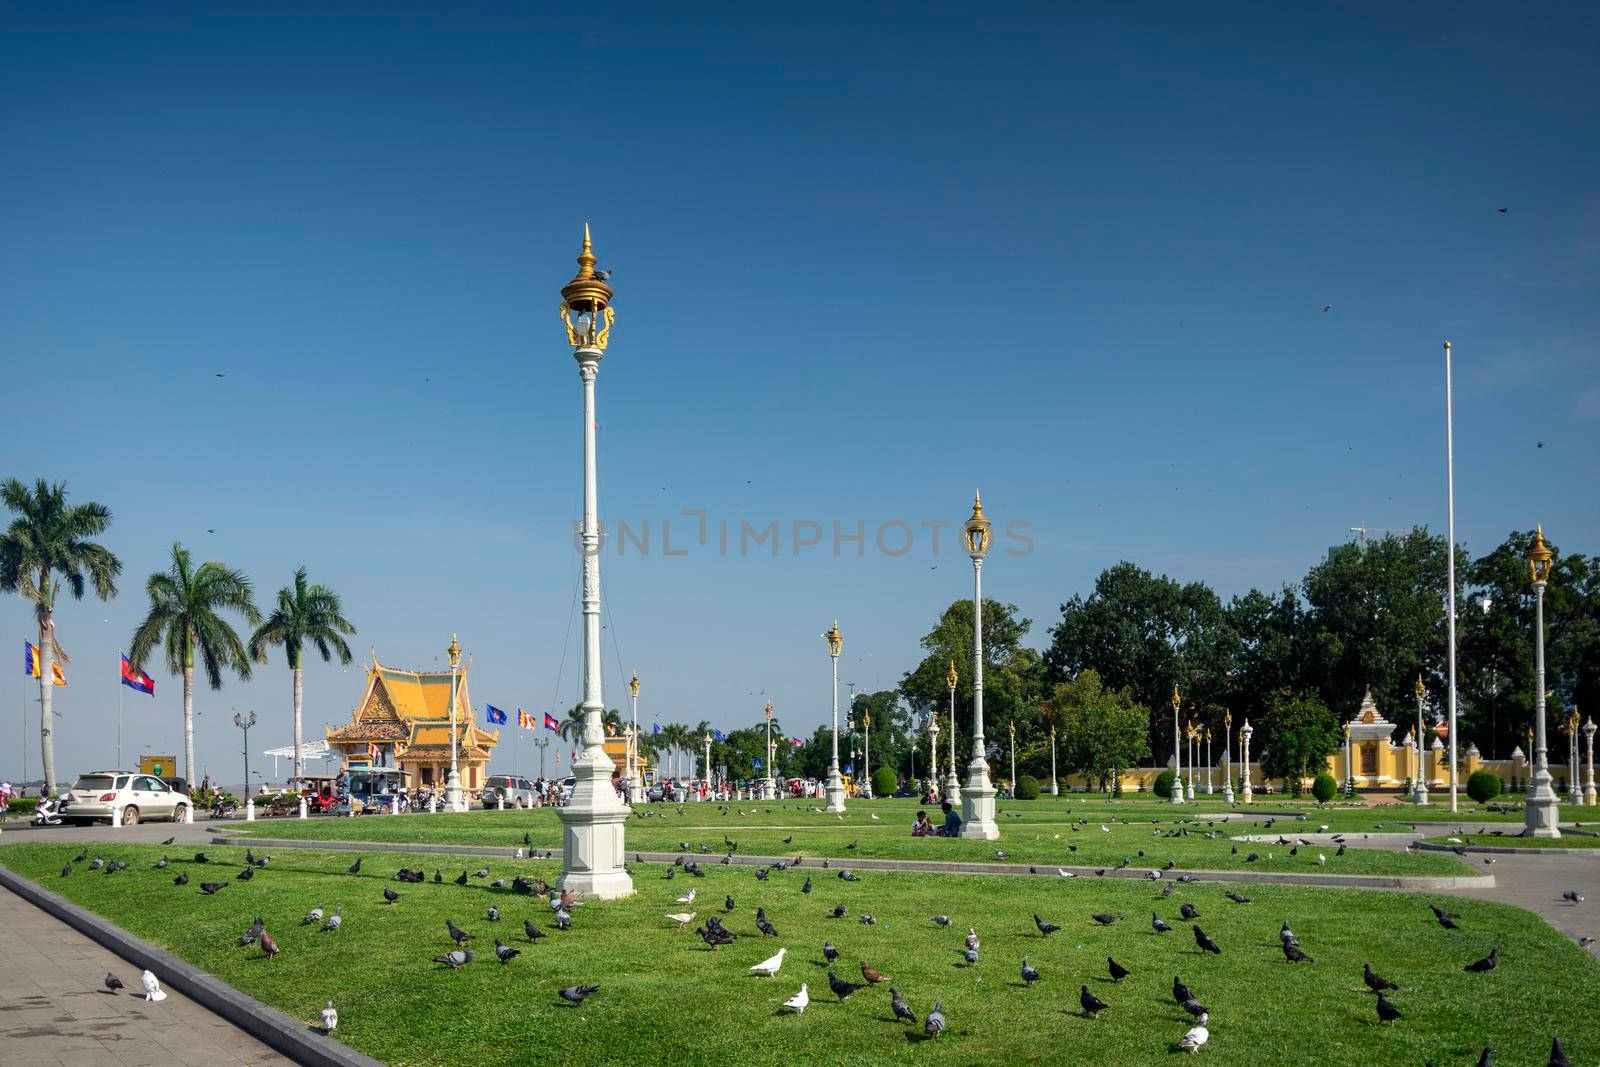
(1445, 340, 1459, 813)
(118, 650, 125, 770)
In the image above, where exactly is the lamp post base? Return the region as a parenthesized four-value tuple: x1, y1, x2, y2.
(959, 760, 999, 840)
(626, 778, 643, 805)
(1241, 786, 1252, 804)
(1523, 773, 1562, 839)
(764, 777, 777, 802)
(1170, 780, 1184, 804)
(445, 770, 468, 813)
(1413, 785, 1429, 806)
(1586, 785, 1596, 806)
(943, 772, 961, 807)
(1050, 779, 1059, 796)
(825, 768, 847, 813)
(555, 746, 634, 900)
(1222, 785, 1234, 805)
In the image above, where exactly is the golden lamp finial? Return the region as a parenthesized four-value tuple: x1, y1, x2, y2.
(946, 659, 958, 689)
(765, 700, 773, 720)
(629, 671, 640, 698)
(447, 633, 462, 669)
(559, 223, 615, 351)
(1172, 686, 1181, 712)
(1527, 524, 1553, 584)
(825, 620, 842, 658)
(1415, 673, 1426, 700)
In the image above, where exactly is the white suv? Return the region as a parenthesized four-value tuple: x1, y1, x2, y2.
(62, 771, 191, 825)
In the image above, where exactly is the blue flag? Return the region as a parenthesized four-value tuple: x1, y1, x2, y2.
(714, 729, 726, 742)
(486, 705, 507, 725)
(653, 723, 662, 734)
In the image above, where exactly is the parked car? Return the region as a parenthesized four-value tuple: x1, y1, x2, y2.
(482, 774, 537, 808)
(60, 771, 191, 825)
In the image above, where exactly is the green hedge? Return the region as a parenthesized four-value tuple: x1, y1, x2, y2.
(871, 766, 898, 798)
(1311, 773, 1338, 803)
(1467, 770, 1503, 803)
(1153, 770, 1177, 798)
(1014, 774, 1041, 800)
(6, 797, 40, 815)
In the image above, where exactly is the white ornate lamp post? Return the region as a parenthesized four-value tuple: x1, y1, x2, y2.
(1169, 687, 1184, 804)
(1413, 675, 1429, 804)
(626, 672, 642, 804)
(1525, 526, 1561, 838)
(1240, 719, 1253, 803)
(1007, 721, 1016, 796)
(703, 732, 713, 801)
(1187, 720, 1198, 800)
(824, 621, 846, 812)
(1050, 724, 1059, 796)
(1343, 720, 1354, 798)
(764, 701, 777, 800)
(944, 660, 961, 805)
(1204, 727, 1213, 795)
(1567, 710, 1582, 806)
(927, 713, 939, 794)
(862, 709, 872, 798)
(1584, 717, 1597, 806)
(1222, 709, 1235, 804)
(444, 635, 467, 812)
(553, 227, 633, 897)
(959, 491, 999, 839)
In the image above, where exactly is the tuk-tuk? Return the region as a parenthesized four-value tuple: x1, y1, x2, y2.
(296, 775, 338, 814)
(336, 766, 407, 815)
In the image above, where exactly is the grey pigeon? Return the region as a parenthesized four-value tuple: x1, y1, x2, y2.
(345, 857, 360, 875)
(524, 920, 545, 942)
(431, 949, 473, 970)
(383, 887, 399, 904)
(61, 863, 72, 877)
(1375, 991, 1402, 1024)
(1193, 926, 1220, 954)
(823, 941, 838, 962)
(1080, 985, 1108, 1017)
(559, 984, 599, 1004)
(1550, 1035, 1571, 1067)
(1034, 914, 1059, 936)
(173, 873, 188, 885)
(890, 987, 917, 1024)
(1363, 963, 1397, 992)
(1179, 903, 1199, 921)
(155, 855, 168, 869)
(931, 915, 951, 927)
(827, 971, 862, 1000)
(1021, 957, 1040, 984)
(1152, 913, 1173, 933)
(322, 907, 342, 931)
(446, 919, 472, 945)
(90, 857, 104, 870)
(239, 915, 264, 946)
(302, 905, 324, 925)
(1283, 940, 1313, 963)
(964, 947, 978, 964)
(486, 907, 499, 922)
(1463, 947, 1498, 972)
(104, 972, 124, 993)
(1092, 913, 1122, 926)
(924, 1000, 945, 1038)
(1108, 957, 1129, 981)
(1181, 996, 1207, 1018)
(493, 939, 520, 963)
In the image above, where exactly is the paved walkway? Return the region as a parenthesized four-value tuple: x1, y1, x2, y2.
(0, 881, 290, 1067)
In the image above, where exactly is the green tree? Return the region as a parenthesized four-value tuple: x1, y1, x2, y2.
(129, 543, 260, 785)
(1223, 586, 1304, 718)
(0, 479, 121, 795)
(1045, 562, 1240, 764)
(1458, 530, 1599, 760)
(1299, 529, 1463, 727)
(901, 598, 1046, 774)
(1050, 670, 1150, 791)
(247, 567, 356, 787)
(1257, 690, 1340, 790)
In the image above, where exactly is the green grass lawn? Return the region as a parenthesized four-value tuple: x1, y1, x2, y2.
(222, 801, 1476, 877)
(2, 842, 1594, 1066)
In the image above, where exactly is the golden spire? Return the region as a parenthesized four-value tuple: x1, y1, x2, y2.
(1527, 524, 1554, 583)
(559, 223, 615, 350)
(1415, 673, 1426, 700)
(946, 659, 958, 689)
(963, 490, 991, 556)
(629, 671, 640, 699)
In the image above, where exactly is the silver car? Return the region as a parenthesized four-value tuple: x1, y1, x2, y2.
(480, 774, 537, 808)
(62, 771, 190, 825)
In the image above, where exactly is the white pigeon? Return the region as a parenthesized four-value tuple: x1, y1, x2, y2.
(666, 912, 696, 928)
(320, 1001, 338, 1032)
(836, 814, 844, 821)
(1317, 853, 1327, 866)
(1100, 825, 1111, 833)
(1056, 869, 1076, 878)
(749, 947, 786, 976)
(674, 888, 696, 905)
(1448, 837, 1464, 844)
(140, 970, 167, 1002)
(870, 813, 879, 820)
(783, 982, 809, 1013)
(1175, 1013, 1209, 1053)
(1318, 824, 1330, 831)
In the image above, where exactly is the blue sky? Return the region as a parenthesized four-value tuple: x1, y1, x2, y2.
(2, 4, 1596, 786)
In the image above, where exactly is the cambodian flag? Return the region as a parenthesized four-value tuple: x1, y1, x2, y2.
(120, 654, 154, 695)
(486, 705, 507, 725)
(543, 712, 560, 732)
(791, 737, 803, 747)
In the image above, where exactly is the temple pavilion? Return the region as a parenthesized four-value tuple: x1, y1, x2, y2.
(326, 650, 498, 792)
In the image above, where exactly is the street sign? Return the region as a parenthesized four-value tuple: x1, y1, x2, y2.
(140, 754, 176, 777)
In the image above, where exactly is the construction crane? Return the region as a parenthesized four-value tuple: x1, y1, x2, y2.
(1349, 525, 1407, 545)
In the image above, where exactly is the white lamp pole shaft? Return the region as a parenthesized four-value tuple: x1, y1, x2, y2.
(1445, 341, 1460, 813)
(1523, 581, 1560, 837)
(972, 560, 985, 760)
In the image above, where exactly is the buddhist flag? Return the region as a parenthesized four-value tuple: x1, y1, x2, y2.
(24, 641, 66, 686)
(606, 721, 617, 736)
(486, 705, 507, 725)
(543, 712, 560, 732)
(120, 655, 155, 695)
(367, 742, 381, 762)
(519, 709, 535, 730)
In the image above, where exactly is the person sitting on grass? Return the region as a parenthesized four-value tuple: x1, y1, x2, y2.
(912, 810, 933, 836)
(937, 801, 962, 837)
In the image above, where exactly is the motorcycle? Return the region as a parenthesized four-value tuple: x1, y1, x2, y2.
(32, 798, 63, 826)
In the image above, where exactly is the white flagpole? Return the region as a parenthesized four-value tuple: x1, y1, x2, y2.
(117, 650, 124, 770)
(1445, 340, 1459, 813)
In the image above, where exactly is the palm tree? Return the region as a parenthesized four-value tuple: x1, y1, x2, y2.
(247, 567, 356, 788)
(129, 543, 261, 785)
(0, 479, 121, 796)
(693, 719, 712, 780)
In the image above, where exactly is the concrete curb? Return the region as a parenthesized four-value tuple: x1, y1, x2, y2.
(1416, 841, 1600, 857)
(0, 862, 384, 1067)
(219, 835, 1494, 891)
